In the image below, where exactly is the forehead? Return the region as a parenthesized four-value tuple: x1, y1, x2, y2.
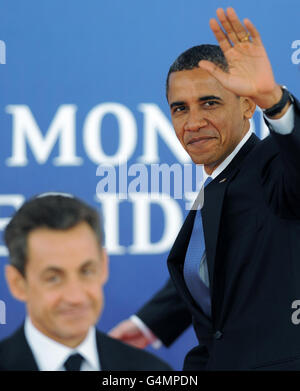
(26, 222, 102, 271)
(168, 67, 227, 102)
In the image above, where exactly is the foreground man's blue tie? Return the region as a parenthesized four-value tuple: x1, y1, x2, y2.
(184, 177, 212, 317)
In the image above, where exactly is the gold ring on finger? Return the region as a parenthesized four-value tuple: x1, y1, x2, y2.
(240, 33, 250, 42)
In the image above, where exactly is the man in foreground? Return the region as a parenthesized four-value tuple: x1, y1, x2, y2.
(111, 7, 300, 370)
(0, 194, 171, 371)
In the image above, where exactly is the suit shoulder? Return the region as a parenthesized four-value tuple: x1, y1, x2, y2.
(96, 331, 172, 371)
(0, 330, 18, 353)
(0, 325, 38, 371)
(0, 329, 21, 370)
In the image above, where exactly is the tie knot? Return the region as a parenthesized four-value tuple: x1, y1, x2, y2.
(64, 353, 84, 371)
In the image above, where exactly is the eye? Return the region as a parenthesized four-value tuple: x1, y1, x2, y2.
(172, 105, 186, 114)
(81, 266, 96, 276)
(45, 274, 61, 284)
(203, 100, 219, 108)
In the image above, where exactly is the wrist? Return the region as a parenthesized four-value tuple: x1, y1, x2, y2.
(256, 84, 283, 110)
(262, 85, 293, 119)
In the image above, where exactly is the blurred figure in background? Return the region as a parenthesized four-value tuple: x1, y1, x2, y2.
(0, 194, 171, 371)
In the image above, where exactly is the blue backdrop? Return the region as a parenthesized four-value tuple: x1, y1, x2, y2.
(0, 0, 299, 370)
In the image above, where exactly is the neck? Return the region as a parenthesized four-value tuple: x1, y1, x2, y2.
(30, 317, 88, 348)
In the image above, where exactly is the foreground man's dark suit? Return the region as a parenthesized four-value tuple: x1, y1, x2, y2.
(0, 325, 171, 371)
(143, 98, 300, 370)
(137, 278, 192, 347)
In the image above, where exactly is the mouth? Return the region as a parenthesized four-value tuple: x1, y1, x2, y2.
(186, 136, 216, 147)
(59, 307, 90, 318)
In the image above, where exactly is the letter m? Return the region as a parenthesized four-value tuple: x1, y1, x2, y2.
(6, 105, 82, 166)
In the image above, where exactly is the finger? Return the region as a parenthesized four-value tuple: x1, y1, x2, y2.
(109, 328, 124, 338)
(226, 7, 250, 42)
(109, 322, 133, 337)
(120, 333, 149, 348)
(209, 18, 232, 53)
(216, 8, 240, 45)
(198, 60, 230, 85)
(243, 18, 262, 45)
(123, 338, 149, 349)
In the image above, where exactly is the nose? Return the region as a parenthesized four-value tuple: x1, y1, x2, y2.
(184, 109, 208, 132)
(62, 278, 87, 305)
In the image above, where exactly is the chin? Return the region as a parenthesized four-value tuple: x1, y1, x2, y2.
(59, 326, 90, 342)
(191, 156, 213, 165)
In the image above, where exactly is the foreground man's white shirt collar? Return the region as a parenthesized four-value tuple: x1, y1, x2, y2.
(24, 316, 100, 370)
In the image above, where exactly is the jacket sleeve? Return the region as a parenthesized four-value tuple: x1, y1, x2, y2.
(262, 97, 300, 219)
(136, 278, 192, 347)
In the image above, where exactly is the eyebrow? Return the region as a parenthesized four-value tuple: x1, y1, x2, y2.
(41, 260, 97, 275)
(41, 266, 63, 276)
(170, 95, 222, 109)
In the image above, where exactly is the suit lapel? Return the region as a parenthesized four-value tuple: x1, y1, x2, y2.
(203, 134, 260, 318)
(96, 330, 125, 370)
(202, 179, 228, 294)
(167, 209, 212, 327)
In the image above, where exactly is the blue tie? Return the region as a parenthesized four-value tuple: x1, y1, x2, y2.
(184, 177, 212, 317)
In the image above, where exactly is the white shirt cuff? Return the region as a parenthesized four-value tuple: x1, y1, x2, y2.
(130, 315, 162, 349)
(264, 103, 295, 135)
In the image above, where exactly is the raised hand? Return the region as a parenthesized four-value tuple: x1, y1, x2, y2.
(199, 7, 282, 110)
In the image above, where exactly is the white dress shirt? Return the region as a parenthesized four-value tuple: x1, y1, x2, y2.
(24, 317, 101, 371)
(133, 104, 295, 347)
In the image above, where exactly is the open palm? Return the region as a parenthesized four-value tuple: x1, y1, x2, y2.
(199, 8, 280, 109)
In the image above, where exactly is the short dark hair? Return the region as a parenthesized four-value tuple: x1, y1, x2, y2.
(166, 44, 228, 99)
(4, 194, 104, 276)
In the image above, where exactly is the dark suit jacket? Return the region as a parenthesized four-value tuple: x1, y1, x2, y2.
(166, 97, 300, 370)
(0, 325, 171, 371)
(137, 278, 192, 347)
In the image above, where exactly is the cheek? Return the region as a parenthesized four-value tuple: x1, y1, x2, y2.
(29, 281, 61, 305)
(172, 119, 183, 138)
(93, 288, 104, 306)
(209, 115, 228, 141)
(87, 281, 104, 304)
(27, 289, 60, 321)
(175, 127, 188, 150)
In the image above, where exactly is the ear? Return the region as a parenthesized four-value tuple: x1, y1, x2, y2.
(5, 265, 28, 302)
(100, 248, 109, 285)
(241, 97, 256, 119)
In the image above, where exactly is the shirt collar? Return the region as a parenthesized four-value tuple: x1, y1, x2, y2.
(202, 128, 253, 182)
(24, 317, 99, 371)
